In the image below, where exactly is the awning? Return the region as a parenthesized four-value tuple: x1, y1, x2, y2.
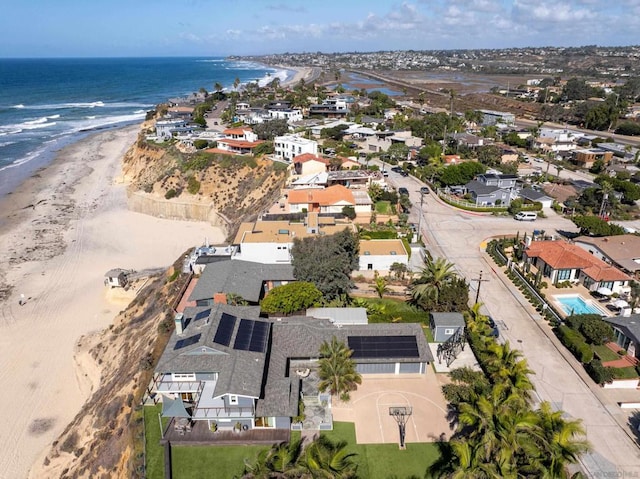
(161, 395, 191, 418)
(597, 287, 613, 296)
(613, 299, 629, 309)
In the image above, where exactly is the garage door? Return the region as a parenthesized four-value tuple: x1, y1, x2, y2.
(356, 363, 395, 374)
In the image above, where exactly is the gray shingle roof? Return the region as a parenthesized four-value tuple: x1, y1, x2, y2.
(256, 317, 433, 417)
(189, 260, 294, 303)
(519, 187, 552, 202)
(604, 315, 640, 344)
(155, 304, 267, 399)
(464, 180, 506, 197)
(430, 312, 465, 328)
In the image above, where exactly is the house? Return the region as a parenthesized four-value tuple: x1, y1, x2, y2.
(155, 119, 195, 141)
(287, 185, 369, 215)
(573, 234, 640, 278)
(326, 170, 374, 189)
(533, 129, 581, 153)
(104, 269, 129, 288)
(479, 110, 515, 126)
(152, 303, 433, 433)
(269, 109, 303, 123)
(450, 132, 485, 149)
(292, 153, 329, 176)
(309, 97, 350, 117)
(430, 312, 466, 342)
(232, 214, 355, 264)
(189, 260, 295, 305)
(572, 148, 614, 168)
(275, 136, 319, 162)
(213, 128, 264, 155)
(464, 180, 512, 206)
(359, 239, 409, 272)
(523, 240, 632, 294)
(604, 315, 640, 360)
(519, 187, 554, 208)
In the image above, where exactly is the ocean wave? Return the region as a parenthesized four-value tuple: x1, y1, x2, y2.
(86, 115, 96, 119)
(197, 59, 224, 63)
(0, 143, 48, 173)
(134, 109, 145, 114)
(0, 141, 16, 147)
(67, 112, 146, 133)
(12, 104, 25, 109)
(24, 117, 50, 125)
(10, 100, 151, 110)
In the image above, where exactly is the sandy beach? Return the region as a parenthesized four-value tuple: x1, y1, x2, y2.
(0, 125, 225, 478)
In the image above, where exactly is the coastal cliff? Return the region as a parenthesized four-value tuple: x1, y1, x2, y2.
(121, 125, 288, 237)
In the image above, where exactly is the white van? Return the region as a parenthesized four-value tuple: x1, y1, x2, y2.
(515, 212, 538, 221)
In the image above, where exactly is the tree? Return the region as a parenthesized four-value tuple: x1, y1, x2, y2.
(318, 337, 362, 402)
(260, 282, 323, 315)
(579, 317, 613, 345)
(572, 215, 625, 236)
(214, 81, 223, 94)
(253, 119, 289, 140)
(292, 229, 359, 300)
(390, 262, 408, 281)
(372, 271, 390, 298)
(299, 435, 358, 479)
(387, 143, 410, 163)
(410, 256, 458, 308)
(242, 439, 303, 478)
(341, 206, 356, 220)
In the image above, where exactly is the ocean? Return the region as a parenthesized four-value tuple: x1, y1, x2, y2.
(0, 57, 290, 196)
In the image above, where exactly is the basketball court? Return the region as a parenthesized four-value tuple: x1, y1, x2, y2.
(331, 371, 453, 445)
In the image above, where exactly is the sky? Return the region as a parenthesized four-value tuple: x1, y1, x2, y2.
(0, 0, 638, 58)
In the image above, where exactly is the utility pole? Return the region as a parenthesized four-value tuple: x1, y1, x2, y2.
(472, 270, 489, 304)
(416, 191, 425, 244)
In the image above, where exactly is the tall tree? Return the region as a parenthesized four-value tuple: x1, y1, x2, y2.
(318, 337, 362, 402)
(410, 256, 458, 308)
(299, 435, 358, 479)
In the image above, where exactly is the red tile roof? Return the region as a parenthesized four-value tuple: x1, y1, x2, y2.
(224, 127, 252, 135)
(525, 240, 631, 281)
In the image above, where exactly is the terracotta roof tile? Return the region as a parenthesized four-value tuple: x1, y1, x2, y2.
(288, 185, 354, 206)
(293, 153, 329, 164)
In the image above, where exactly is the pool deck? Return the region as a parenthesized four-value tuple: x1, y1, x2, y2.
(545, 283, 614, 317)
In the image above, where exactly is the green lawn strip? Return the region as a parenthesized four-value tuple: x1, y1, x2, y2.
(144, 404, 168, 479)
(364, 298, 428, 324)
(322, 422, 439, 479)
(172, 444, 266, 478)
(375, 201, 391, 214)
(591, 344, 620, 362)
(611, 366, 639, 380)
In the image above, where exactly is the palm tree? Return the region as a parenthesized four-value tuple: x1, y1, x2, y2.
(318, 337, 362, 402)
(410, 256, 458, 307)
(214, 81, 223, 94)
(484, 342, 535, 402)
(299, 435, 358, 479)
(526, 402, 590, 478)
(372, 271, 390, 298)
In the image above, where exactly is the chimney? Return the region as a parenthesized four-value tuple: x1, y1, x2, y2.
(213, 292, 227, 304)
(174, 313, 185, 335)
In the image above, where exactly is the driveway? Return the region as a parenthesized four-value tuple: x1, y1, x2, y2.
(332, 372, 453, 445)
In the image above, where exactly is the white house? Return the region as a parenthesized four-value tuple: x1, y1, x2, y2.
(274, 135, 319, 162)
(269, 109, 303, 123)
(359, 239, 409, 272)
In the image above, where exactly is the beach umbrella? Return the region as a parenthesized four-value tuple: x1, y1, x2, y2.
(613, 299, 629, 309)
(597, 287, 613, 296)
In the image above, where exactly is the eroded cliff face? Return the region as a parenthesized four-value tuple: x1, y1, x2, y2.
(121, 128, 287, 237)
(33, 265, 184, 479)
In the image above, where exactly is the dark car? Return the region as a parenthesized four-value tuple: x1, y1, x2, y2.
(420, 186, 430, 194)
(400, 170, 409, 177)
(391, 166, 403, 173)
(398, 187, 409, 196)
(487, 317, 499, 337)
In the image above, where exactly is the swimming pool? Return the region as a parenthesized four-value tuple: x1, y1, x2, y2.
(553, 294, 607, 316)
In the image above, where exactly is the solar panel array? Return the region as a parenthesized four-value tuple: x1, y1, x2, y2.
(193, 309, 211, 322)
(174, 333, 202, 350)
(213, 312, 237, 346)
(233, 319, 270, 353)
(348, 335, 419, 359)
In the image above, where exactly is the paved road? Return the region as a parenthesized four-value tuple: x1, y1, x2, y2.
(386, 170, 640, 477)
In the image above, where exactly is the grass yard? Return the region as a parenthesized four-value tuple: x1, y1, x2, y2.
(592, 344, 620, 362)
(611, 366, 639, 380)
(375, 200, 393, 214)
(322, 422, 440, 479)
(171, 444, 266, 478)
(363, 297, 428, 324)
(144, 404, 168, 479)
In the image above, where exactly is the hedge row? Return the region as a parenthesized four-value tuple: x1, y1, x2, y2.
(555, 325, 594, 363)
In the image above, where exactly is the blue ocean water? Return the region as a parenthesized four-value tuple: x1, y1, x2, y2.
(0, 57, 289, 195)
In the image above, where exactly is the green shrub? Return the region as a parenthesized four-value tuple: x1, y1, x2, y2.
(165, 189, 178, 199)
(555, 325, 594, 363)
(193, 139, 209, 149)
(585, 359, 615, 385)
(187, 176, 201, 195)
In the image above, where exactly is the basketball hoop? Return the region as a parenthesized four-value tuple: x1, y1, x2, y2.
(389, 406, 412, 449)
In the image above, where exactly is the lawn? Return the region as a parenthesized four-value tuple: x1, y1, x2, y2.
(361, 297, 428, 324)
(322, 422, 440, 479)
(144, 404, 168, 479)
(591, 344, 620, 362)
(611, 366, 639, 380)
(171, 443, 267, 478)
(375, 200, 393, 214)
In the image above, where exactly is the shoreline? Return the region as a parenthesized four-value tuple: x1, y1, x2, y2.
(0, 124, 225, 478)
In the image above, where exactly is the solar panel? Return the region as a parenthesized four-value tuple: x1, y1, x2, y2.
(193, 309, 211, 322)
(249, 321, 270, 353)
(174, 333, 202, 350)
(213, 313, 236, 346)
(233, 319, 253, 351)
(348, 335, 419, 359)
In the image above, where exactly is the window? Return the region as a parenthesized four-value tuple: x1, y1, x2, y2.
(444, 328, 454, 335)
(599, 281, 614, 290)
(557, 269, 571, 281)
(229, 395, 239, 405)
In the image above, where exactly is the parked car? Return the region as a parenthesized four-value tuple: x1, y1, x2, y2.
(400, 170, 409, 177)
(420, 186, 430, 194)
(487, 317, 499, 337)
(515, 212, 538, 221)
(398, 187, 409, 196)
(391, 166, 403, 173)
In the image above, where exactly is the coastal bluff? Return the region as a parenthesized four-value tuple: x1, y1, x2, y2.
(121, 123, 287, 237)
